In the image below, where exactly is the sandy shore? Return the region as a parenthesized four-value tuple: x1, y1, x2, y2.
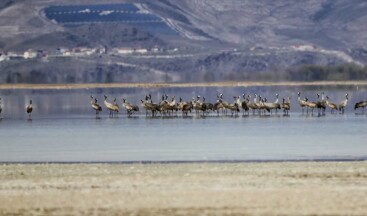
(0, 80, 367, 90)
(1, 162, 367, 215)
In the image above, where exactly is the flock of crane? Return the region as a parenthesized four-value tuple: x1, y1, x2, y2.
(0, 92, 366, 120)
(89, 92, 367, 118)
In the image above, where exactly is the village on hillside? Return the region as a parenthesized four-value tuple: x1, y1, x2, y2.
(0, 44, 317, 62)
(0, 45, 177, 62)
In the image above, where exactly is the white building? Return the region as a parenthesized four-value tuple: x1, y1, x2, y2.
(114, 48, 135, 54)
(291, 44, 317, 51)
(0, 54, 6, 62)
(57, 47, 69, 55)
(151, 47, 162, 53)
(63, 51, 72, 56)
(134, 48, 148, 54)
(24, 50, 37, 59)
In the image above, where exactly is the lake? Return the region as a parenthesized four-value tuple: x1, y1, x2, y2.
(0, 86, 366, 162)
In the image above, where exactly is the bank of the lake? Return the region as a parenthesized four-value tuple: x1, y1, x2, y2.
(1, 162, 366, 215)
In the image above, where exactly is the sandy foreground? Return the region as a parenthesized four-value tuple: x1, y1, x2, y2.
(0, 162, 367, 215)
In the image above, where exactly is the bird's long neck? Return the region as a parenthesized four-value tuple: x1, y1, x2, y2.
(298, 93, 302, 102)
(104, 99, 110, 107)
(236, 97, 241, 105)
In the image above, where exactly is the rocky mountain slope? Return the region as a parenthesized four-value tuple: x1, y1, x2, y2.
(0, 0, 366, 83)
(143, 0, 367, 50)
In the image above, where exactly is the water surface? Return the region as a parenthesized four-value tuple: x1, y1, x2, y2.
(0, 86, 366, 162)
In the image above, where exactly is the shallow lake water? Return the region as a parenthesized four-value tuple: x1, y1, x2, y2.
(0, 86, 366, 162)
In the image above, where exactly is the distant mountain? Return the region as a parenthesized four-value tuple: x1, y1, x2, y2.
(143, 0, 367, 50)
(8, 23, 165, 51)
(0, 0, 17, 10)
(0, 0, 366, 84)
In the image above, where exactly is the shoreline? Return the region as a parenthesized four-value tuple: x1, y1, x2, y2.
(1, 158, 367, 164)
(1, 161, 367, 215)
(0, 80, 367, 90)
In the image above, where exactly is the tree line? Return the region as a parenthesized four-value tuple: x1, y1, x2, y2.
(284, 63, 367, 81)
(200, 63, 367, 82)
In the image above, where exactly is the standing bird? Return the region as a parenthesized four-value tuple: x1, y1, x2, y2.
(247, 95, 259, 115)
(304, 97, 318, 114)
(338, 93, 348, 114)
(112, 98, 119, 116)
(240, 94, 249, 115)
(177, 97, 193, 116)
(176, 97, 187, 111)
(0, 98, 2, 117)
(217, 93, 230, 115)
(258, 96, 270, 114)
(141, 94, 160, 117)
(263, 94, 281, 114)
(181, 103, 193, 116)
(315, 93, 326, 114)
(104, 95, 119, 117)
(213, 99, 225, 116)
(282, 97, 291, 115)
(297, 92, 308, 113)
(326, 96, 337, 114)
(192, 96, 207, 116)
(160, 97, 176, 116)
(227, 97, 240, 116)
(90, 96, 102, 115)
(26, 100, 33, 119)
(122, 98, 139, 116)
(202, 97, 213, 113)
(354, 100, 367, 113)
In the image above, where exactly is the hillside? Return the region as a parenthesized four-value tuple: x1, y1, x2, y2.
(0, 0, 366, 84)
(143, 0, 367, 50)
